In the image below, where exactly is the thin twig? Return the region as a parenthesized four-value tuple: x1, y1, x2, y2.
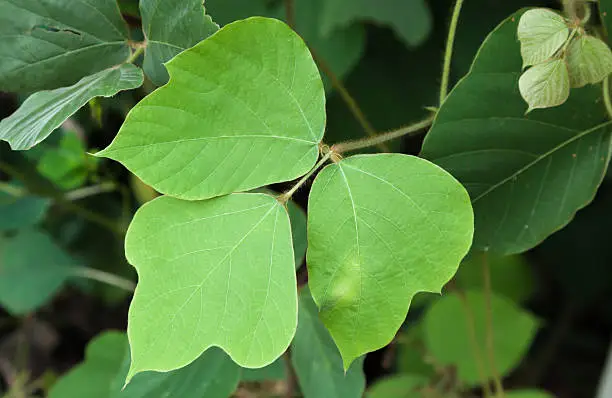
(71, 266, 135, 292)
(0, 182, 25, 197)
(64, 182, 117, 201)
(482, 252, 505, 397)
(439, 0, 465, 105)
(279, 150, 333, 203)
(284, 0, 296, 30)
(332, 115, 434, 153)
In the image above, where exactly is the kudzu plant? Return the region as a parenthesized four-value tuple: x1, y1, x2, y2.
(1, 0, 612, 397)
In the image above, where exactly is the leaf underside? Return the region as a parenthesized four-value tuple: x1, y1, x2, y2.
(517, 8, 569, 68)
(566, 35, 612, 88)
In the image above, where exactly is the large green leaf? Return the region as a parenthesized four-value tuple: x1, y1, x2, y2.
(125, 193, 297, 381)
(49, 331, 241, 398)
(140, 0, 218, 85)
(517, 8, 569, 68)
(0, 189, 50, 231)
(0, 0, 131, 92)
(566, 35, 612, 88)
(0, 64, 143, 150)
(205, 0, 365, 90)
(421, 10, 612, 255)
(0, 230, 74, 315)
(320, 0, 432, 48)
(291, 288, 366, 398)
(423, 291, 539, 385)
(97, 18, 325, 200)
(366, 374, 428, 398)
(307, 154, 473, 368)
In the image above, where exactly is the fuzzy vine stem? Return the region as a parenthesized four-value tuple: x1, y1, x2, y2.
(126, 46, 145, 64)
(332, 115, 435, 153)
(439, 0, 465, 105)
(72, 266, 135, 292)
(279, 149, 333, 203)
(483, 252, 505, 397)
(604, 76, 612, 120)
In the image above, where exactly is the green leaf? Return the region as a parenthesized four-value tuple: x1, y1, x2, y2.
(307, 154, 474, 368)
(519, 59, 570, 111)
(124, 193, 297, 381)
(37, 133, 93, 190)
(423, 291, 539, 385)
(396, 325, 436, 378)
(0, 230, 74, 315)
(49, 332, 127, 398)
(291, 287, 366, 398)
(517, 8, 569, 68)
(140, 0, 219, 85)
(287, 199, 307, 268)
(566, 35, 612, 88)
(0, 64, 143, 150)
(456, 254, 535, 302)
(0, 189, 50, 231)
(421, 10, 612, 254)
(503, 390, 554, 398)
(320, 0, 432, 48)
(97, 18, 325, 200)
(0, 0, 131, 92)
(366, 374, 428, 398)
(241, 357, 286, 382)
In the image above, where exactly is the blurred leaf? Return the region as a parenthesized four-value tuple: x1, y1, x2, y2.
(421, 10, 611, 255)
(600, 0, 612, 46)
(0, 64, 144, 150)
(320, 0, 432, 48)
(366, 374, 428, 397)
(140, 0, 218, 85)
(0, 230, 74, 315)
(517, 8, 569, 68)
(241, 358, 286, 382)
(455, 254, 535, 303)
(287, 199, 307, 268)
(307, 154, 473, 369)
(566, 35, 612, 88)
(129, 173, 159, 205)
(49, 331, 127, 398)
(37, 133, 92, 190)
(0, 188, 50, 231)
(423, 291, 539, 385)
(519, 59, 570, 111)
(503, 390, 554, 398)
(396, 325, 436, 378)
(0, 0, 131, 92)
(291, 287, 366, 398)
(97, 18, 324, 200)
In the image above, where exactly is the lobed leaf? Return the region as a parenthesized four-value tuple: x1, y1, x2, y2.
(517, 8, 569, 68)
(566, 35, 612, 88)
(307, 154, 473, 368)
(0, 0, 130, 92)
(140, 0, 219, 85)
(124, 193, 297, 381)
(291, 288, 366, 398)
(421, 10, 612, 254)
(97, 18, 325, 200)
(0, 64, 143, 150)
(519, 59, 570, 111)
(423, 291, 539, 385)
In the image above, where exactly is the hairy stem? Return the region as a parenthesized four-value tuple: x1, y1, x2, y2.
(483, 252, 505, 397)
(440, 0, 465, 105)
(72, 266, 135, 292)
(279, 150, 333, 203)
(332, 115, 435, 153)
(126, 46, 145, 64)
(64, 182, 117, 201)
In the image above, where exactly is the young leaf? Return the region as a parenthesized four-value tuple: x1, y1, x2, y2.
(423, 291, 539, 385)
(519, 59, 570, 111)
(307, 154, 474, 369)
(0, 189, 50, 231)
(124, 193, 297, 381)
(291, 287, 366, 398)
(366, 374, 428, 398)
(0, 230, 74, 315)
(0, 64, 143, 150)
(0, 0, 131, 92)
(140, 0, 219, 85)
(421, 10, 612, 254)
(48, 332, 127, 398)
(517, 8, 569, 68)
(320, 0, 432, 48)
(566, 35, 612, 88)
(97, 18, 325, 200)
